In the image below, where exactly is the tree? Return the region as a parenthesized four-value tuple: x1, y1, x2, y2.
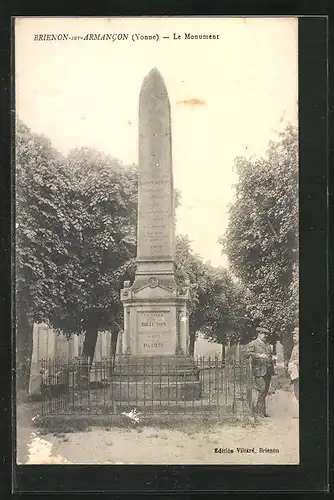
(175, 235, 250, 356)
(16, 119, 70, 390)
(175, 235, 206, 354)
(47, 147, 138, 363)
(16, 122, 138, 389)
(220, 124, 298, 359)
(201, 274, 255, 346)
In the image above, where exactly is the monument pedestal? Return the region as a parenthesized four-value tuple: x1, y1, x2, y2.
(121, 277, 191, 357)
(118, 277, 201, 402)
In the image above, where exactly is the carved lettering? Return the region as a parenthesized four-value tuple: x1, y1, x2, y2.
(143, 342, 164, 349)
(137, 311, 172, 354)
(141, 322, 167, 327)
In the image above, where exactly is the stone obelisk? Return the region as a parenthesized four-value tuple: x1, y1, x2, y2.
(118, 69, 200, 401)
(135, 67, 176, 289)
(121, 68, 190, 357)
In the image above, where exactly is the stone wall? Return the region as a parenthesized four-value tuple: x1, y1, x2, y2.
(30, 323, 116, 362)
(28, 323, 118, 395)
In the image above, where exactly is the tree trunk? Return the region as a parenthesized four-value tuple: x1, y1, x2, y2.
(235, 341, 240, 362)
(82, 320, 99, 367)
(282, 329, 293, 362)
(110, 327, 119, 360)
(189, 328, 197, 357)
(16, 309, 34, 396)
(227, 339, 231, 362)
(107, 325, 121, 377)
(221, 341, 226, 363)
(282, 329, 293, 374)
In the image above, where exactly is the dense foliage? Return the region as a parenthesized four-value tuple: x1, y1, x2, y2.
(16, 121, 68, 326)
(16, 121, 138, 383)
(48, 148, 137, 360)
(16, 120, 70, 388)
(220, 125, 298, 358)
(175, 235, 251, 354)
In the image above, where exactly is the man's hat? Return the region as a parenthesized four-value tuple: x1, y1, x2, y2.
(256, 326, 270, 334)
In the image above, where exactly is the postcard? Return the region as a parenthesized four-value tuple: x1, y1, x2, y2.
(15, 16, 299, 465)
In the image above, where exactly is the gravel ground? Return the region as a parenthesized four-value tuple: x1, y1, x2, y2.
(18, 387, 299, 465)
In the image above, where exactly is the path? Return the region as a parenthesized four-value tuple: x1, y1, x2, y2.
(16, 401, 38, 465)
(17, 387, 299, 465)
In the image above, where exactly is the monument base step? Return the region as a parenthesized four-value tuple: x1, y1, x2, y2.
(111, 355, 200, 372)
(109, 355, 201, 385)
(110, 373, 199, 382)
(105, 380, 202, 401)
(107, 356, 201, 400)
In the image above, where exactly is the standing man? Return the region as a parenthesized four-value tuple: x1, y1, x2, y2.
(245, 326, 275, 417)
(288, 327, 299, 402)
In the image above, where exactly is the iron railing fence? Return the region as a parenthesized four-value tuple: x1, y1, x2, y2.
(40, 355, 253, 419)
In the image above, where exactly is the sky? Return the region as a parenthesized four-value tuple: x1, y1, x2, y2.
(15, 17, 298, 267)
